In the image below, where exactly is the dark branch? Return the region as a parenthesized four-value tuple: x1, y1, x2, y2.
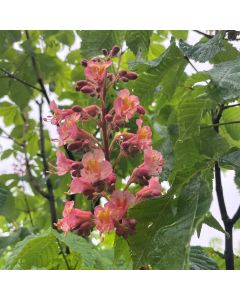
(0, 67, 43, 93)
(25, 30, 51, 105)
(231, 206, 240, 225)
(194, 30, 214, 39)
(201, 120, 240, 129)
(223, 103, 240, 110)
(37, 99, 57, 225)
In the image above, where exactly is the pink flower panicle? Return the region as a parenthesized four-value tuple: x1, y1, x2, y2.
(48, 45, 164, 240)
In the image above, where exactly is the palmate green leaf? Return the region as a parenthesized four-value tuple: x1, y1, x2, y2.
(210, 40, 240, 64)
(220, 149, 240, 169)
(170, 30, 188, 40)
(0, 227, 31, 254)
(5, 230, 60, 270)
(189, 246, 218, 270)
(0, 187, 19, 222)
(199, 127, 230, 160)
(0, 102, 23, 126)
(205, 247, 240, 270)
(114, 236, 132, 269)
(178, 88, 210, 141)
(179, 31, 225, 63)
(128, 171, 212, 269)
(125, 31, 152, 58)
(78, 30, 126, 58)
(131, 39, 187, 105)
(221, 107, 240, 141)
(208, 57, 240, 99)
(184, 71, 210, 88)
(196, 212, 227, 238)
(0, 149, 13, 160)
(54, 231, 98, 269)
(0, 31, 22, 54)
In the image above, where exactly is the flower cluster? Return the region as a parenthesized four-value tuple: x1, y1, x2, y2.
(49, 45, 164, 239)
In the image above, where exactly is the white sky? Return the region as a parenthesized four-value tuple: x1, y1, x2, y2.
(0, 31, 240, 254)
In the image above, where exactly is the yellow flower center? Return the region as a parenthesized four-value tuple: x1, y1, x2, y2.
(85, 159, 100, 174)
(97, 207, 111, 222)
(122, 96, 132, 111)
(138, 127, 150, 140)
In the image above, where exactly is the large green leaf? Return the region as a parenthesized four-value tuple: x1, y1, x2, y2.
(222, 107, 240, 141)
(5, 230, 59, 269)
(208, 57, 240, 99)
(125, 31, 152, 58)
(54, 231, 98, 269)
(196, 212, 227, 238)
(179, 31, 225, 62)
(128, 172, 212, 269)
(79, 30, 125, 58)
(190, 246, 218, 270)
(131, 39, 187, 105)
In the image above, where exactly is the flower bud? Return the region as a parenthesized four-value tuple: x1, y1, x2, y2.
(121, 77, 129, 82)
(137, 105, 145, 115)
(107, 73, 114, 81)
(128, 218, 137, 228)
(81, 85, 94, 94)
(76, 80, 88, 91)
(81, 59, 88, 67)
(110, 45, 120, 57)
(67, 141, 83, 152)
(105, 113, 113, 122)
(118, 70, 127, 77)
(84, 105, 100, 117)
(126, 72, 138, 80)
(72, 105, 82, 112)
(101, 48, 108, 56)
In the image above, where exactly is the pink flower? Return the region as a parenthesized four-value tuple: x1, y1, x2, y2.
(50, 100, 76, 125)
(114, 89, 139, 121)
(85, 61, 112, 83)
(136, 177, 162, 203)
(133, 148, 164, 179)
(135, 119, 152, 150)
(94, 205, 115, 234)
(48, 150, 75, 176)
(57, 115, 91, 146)
(81, 149, 113, 183)
(107, 190, 135, 221)
(55, 201, 93, 233)
(121, 119, 152, 154)
(69, 177, 93, 194)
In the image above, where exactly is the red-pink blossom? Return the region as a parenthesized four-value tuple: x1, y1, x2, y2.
(136, 177, 162, 203)
(55, 201, 93, 233)
(133, 148, 164, 180)
(69, 177, 93, 194)
(85, 61, 112, 83)
(113, 89, 139, 122)
(121, 119, 152, 154)
(48, 150, 75, 176)
(94, 205, 115, 234)
(50, 100, 76, 125)
(107, 190, 135, 221)
(81, 149, 113, 183)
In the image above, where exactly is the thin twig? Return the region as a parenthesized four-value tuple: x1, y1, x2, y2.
(25, 30, 51, 104)
(223, 103, 240, 110)
(0, 67, 42, 93)
(194, 30, 213, 39)
(201, 120, 240, 129)
(37, 99, 57, 225)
